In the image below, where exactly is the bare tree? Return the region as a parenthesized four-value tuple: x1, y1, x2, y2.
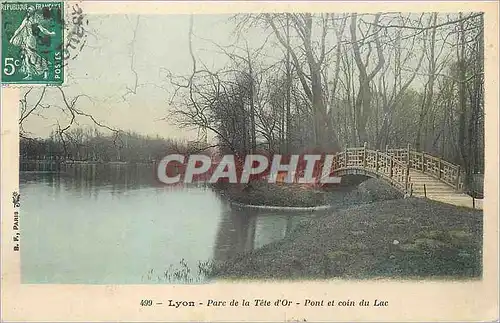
(350, 13, 385, 146)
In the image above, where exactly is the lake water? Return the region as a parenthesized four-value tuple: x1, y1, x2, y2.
(19, 166, 311, 284)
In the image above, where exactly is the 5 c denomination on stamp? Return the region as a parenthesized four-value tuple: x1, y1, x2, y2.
(1, 2, 64, 85)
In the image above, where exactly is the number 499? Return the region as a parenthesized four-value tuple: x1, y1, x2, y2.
(140, 299, 153, 306)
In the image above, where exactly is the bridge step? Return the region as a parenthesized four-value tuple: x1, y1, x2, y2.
(412, 185, 456, 190)
(413, 193, 469, 198)
(406, 170, 482, 209)
(412, 187, 459, 192)
(412, 187, 456, 192)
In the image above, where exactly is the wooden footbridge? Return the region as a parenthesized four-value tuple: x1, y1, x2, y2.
(329, 144, 482, 210)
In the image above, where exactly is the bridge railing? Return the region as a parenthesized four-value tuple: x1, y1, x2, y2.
(374, 150, 409, 192)
(409, 150, 463, 190)
(331, 144, 464, 194)
(384, 147, 464, 191)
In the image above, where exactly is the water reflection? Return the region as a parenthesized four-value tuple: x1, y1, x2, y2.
(213, 206, 310, 262)
(20, 165, 314, 284)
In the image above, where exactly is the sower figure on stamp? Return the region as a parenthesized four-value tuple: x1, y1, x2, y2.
(9, 6, 55, 80)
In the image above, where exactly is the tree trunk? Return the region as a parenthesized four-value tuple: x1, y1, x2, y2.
(285, 13, 291, 153)
(457, 13, 470, 188)
(415, 13, 437, 151)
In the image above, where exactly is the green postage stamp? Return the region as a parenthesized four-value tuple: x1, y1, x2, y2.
(1, 2, 64, 85)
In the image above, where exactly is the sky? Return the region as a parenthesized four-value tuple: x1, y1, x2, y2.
(22, 13, 247, 140)
(20, 11, 462, 140)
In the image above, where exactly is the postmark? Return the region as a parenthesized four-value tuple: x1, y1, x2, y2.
(62, 2, 88, 66)
(1, 2, 64, 85)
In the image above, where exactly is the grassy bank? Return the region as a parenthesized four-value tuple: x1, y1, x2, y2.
(212, 175, 394, 208)
(208, 197, 482, 280)
(212, 181, 328, 207)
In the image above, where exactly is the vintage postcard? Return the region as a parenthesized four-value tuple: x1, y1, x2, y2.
(1, 1, 498, 322)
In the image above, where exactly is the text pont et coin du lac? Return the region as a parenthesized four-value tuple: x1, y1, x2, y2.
(164, 299, 389, 308)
